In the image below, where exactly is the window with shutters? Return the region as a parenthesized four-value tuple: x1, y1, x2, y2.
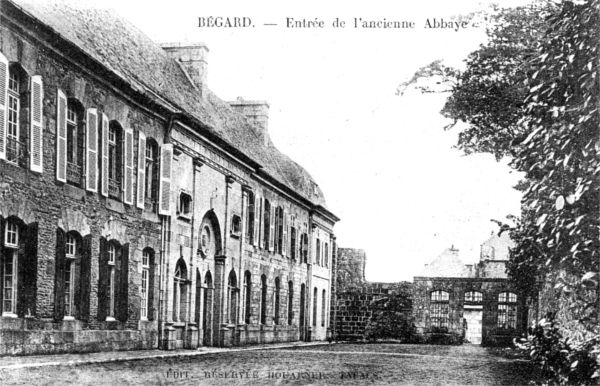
(2, 219, 19, 316)
(107, 242, 117, 320)
(263, 200, 271, 250)
(140, 249, 151, 320)
(276, 206, 283, 254)
(245, 191, 255, 243)
(260, 274, 267, 324)
(144, 139, 159, 212)
(287, 281, 293, 325)
(65, 100, 85, 186)
(497, 292, 517, 330)
(63, 233, 78, 319)
(107, 123, 122, 198)
(430, 290, 449, 332)
(6, 66, 28, 167)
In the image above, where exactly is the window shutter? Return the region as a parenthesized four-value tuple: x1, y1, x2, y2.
(18, 223, 38, 318)
(269, 205, 275, 251)
(158, 143, 173, 216)
(30, 75, 44, 173)
(136, 132, 146, 209)
(0, 53, 8, 160)
(78, 235, 92, 322)
(123, 128, 134, 205)
(148, 254, 156, 321)
(85, 109, 98, 192)
(55, 89, 67, 182)
(117, 244, 129, 322)
(100, 113, 109, 196)
(282, 211, 288, 257)
(54, 228, 66, 321)
(98, 237, 108, 321)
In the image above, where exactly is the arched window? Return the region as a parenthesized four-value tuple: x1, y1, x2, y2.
(464, 291, 483, 303)
(497, 292, 517, 329)
(173, 258, 188, 322)
(430, 290, 449, 331)
(312, 287, 318, 326)
(144, 138, 159, 212)
(260, 275, 267, 324)
(140, 248, 154, 320)
(246, 192, 255, 243)
(243, 271, 252, 324)
(107, 121, 122, 198)
(65, 99, 85, 186)
(227, 270, 237, 324)
(274, 277, 281, 325)
(287, 281, 293, 325)
(321, 289, 327, 327)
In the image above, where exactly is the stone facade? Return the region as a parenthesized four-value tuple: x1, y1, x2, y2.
(0, 0, 338, 355)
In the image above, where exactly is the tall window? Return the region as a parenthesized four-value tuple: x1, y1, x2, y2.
(64, 233, 77, 318)
(290, 227, 297, 260)
(227, 270, 237, 324)
(260, 275, 267, 324)
(316, 239, 321, 265)
(287, 281, 293, 325)
(263, 200, 270, 250)
(498, 292, 517, 329)
(430, 290, 449, 331)
(140, 249, 150, 320)
(2, 220, 19, 315)
(144, 139, 159, 211)
(324, 243, 329, 267)
(464, 291, 483, 303)
(107, 242, 116, 319)
(321, 289, 326, 327)
(276, 207, 283, 254)
(274, 277, 280, 325)
(302, 233, 308, 263)
(6, 68, 21, 165)
(65, 101, 84, 186)
(246, 191, 255, 243)
(173, 259, 188, 322)
(244, 271, 252, 324)
(312, 287, 318, 326)
(107, 123, 121, 198)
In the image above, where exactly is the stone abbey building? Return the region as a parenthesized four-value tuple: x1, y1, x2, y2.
(0, 0, 338, 355)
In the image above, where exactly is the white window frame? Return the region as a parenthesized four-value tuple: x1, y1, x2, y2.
(66, 103, 78, 165)
(107, 243, 116, 320)
(64, 259, 75, 319)
(140, 250, 150, 320)
(4, 220, 19, 247)
(2, 248, 18, 317)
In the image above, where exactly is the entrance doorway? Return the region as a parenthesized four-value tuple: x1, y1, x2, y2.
(463, 308, 482, 344)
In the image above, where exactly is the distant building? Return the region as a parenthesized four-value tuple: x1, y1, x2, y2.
(413, 232, 527, 345)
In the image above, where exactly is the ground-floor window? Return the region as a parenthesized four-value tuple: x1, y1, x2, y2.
(497, 292, 517, 329)
(430, 290, 449, 331)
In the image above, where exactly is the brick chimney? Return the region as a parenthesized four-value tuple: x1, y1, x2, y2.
(161, 42, 209, 99)
(228, 98, 270, 145)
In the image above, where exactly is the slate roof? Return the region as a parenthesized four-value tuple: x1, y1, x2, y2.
(9, 0, 328, 209)
(419, 248, 471, 278)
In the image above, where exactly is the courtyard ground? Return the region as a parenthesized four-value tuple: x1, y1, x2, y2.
(0, 343, 540, 385)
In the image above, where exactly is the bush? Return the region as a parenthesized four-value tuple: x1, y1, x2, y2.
(516, 313, 599, 385)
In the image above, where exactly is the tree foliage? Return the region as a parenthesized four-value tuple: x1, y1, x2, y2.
(401, 0, 599, 329)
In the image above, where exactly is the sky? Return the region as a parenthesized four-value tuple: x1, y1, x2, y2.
(97, 0, 527, 281)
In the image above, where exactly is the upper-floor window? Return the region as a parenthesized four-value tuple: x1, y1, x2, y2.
(230, 214, 241, 237)
(263, 200, 271, 250)
(301, 233, 308, 263)
(65, 101, 85, 186)
(276, 206, 284, 254)
(246, 191, 255, 243)
(324, 242, 329, 267)
(498, 292, 517, 330)
(464, 291, 483, 303)
(6, 67, 25, 166)
(290, 227, 297, 260)
(316, 239, 321, 265)
(107, 123, 121, 198)
(178, 192, 192, 218)
(144, 139, 159, 211)
(430, 290, 449, 331)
